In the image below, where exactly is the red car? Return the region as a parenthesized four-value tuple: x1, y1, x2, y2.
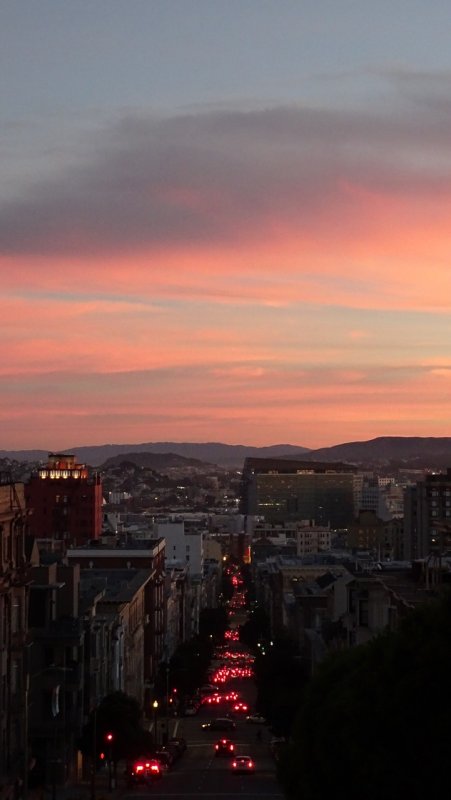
(232, 702, 249, 714)
(128, 758, 161, 785)
(231, 756, 255, 774)
(215, 738, 235, 757)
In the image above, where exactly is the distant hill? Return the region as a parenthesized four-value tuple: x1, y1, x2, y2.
(0, 442, 310, 468)
(305, 436, 451, 468)
(101, 451, 212, 470)
(3, 437, 451, 470)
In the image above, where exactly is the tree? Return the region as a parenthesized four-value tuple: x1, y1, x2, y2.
(79, 692, 154, 762)
(166, 635, 213, 698)
(239, 607, 269, 648)
(280, 591, 451, 800)
(253, 632, 307, 736)
(199, 607, 229, 642)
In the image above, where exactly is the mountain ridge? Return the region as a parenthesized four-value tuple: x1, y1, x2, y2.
(2, 436, 451, 469)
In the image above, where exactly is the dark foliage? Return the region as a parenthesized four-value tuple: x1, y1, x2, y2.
(280, 592, 451, 800)
(253, 631, 308, 736)
(199, 606, 229, 642)
(239, 607, 269, 649)
(221, 571, 234, 602)
(79, 692, 154, 762)
(165, 635, 213, 698)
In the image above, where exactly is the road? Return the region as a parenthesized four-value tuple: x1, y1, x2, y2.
(123, 678, 283, 800)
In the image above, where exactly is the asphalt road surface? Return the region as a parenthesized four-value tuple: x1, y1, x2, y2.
(123, 678, 284, 800)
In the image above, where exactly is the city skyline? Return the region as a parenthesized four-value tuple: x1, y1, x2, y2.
(2, 1, 451, 450)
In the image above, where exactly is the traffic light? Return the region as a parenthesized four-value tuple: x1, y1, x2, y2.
(105, 732, 114, 743)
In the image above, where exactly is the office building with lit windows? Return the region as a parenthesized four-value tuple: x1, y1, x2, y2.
(241, 458, 356, 529)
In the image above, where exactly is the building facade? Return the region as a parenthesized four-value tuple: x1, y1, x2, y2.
(404, 470, 451, 560)
(25, 454, 102, 546)
(0, 480, 30, 800)
(241, 458, 356, 528)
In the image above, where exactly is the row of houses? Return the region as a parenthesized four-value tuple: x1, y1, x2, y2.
(252, 548, 442, 673)
(0, 481, 224, 800)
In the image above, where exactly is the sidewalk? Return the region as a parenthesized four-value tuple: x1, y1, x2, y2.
(52, 766, 127, 800)
(56, 717, 183, 800)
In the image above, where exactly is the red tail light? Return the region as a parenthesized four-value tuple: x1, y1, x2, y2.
(151, 765, 159, 773)
(248, 761, 254, 768)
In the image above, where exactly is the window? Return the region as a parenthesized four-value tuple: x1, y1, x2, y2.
(11, 661, 19, 695)
(359, 600, 369, 627)
(11, 599, 21, 634)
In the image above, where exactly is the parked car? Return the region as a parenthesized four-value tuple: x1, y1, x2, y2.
(184, 701, 200, 716)
(168, 736, 187, 755)
(246, 714, 266, 725)
(154, 750, 173, 772)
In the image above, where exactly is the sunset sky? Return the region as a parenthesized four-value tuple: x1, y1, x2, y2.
(2, 1, 451, 451)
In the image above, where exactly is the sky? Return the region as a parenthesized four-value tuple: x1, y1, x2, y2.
(2, 0, 451, 451)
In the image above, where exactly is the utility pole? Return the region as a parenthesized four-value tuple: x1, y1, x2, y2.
(165, 663, 169, 744)
(90, 708, 97, 800)
(23, 672, 29, 800)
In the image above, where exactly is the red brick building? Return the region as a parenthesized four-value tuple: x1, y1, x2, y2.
(25, 454, 102, 546)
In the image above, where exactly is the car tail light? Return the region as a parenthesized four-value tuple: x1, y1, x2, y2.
(230, 744, 234, 751)
(232, 761, 237, 768)
(248, 761, 254, 768)
(151, 765, 159, 773)
(135, 765, 143, 772)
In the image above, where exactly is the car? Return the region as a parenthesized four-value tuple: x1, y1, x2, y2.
(232, 702, 249, 714)
(214, 738, 235, 757)
(154, 750, 173, 772)
(165, 742, 181, 762)
(168, 736, 187, 755)
(184, 701, 200, 716)
(200, 684, 217, 696)
(201, 718, 236, 732)
(231, 755, 255, 774)
(246, 714, 266, 725)
(127, 757, 162, 785)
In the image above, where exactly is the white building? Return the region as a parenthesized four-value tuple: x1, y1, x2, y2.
(153, 520, 204, 575)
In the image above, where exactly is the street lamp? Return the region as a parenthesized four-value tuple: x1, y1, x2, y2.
(152, 701, 159, 746)
(105, 732, 114, 792)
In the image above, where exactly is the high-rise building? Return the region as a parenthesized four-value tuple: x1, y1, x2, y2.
(25, 453, 102, 546)
(241, 458, 356, 529)
(404, 469, 451, 560)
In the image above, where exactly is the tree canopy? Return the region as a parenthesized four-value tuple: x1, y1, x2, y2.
(79, 691, 154, 762)
(280, 591, 451, 800)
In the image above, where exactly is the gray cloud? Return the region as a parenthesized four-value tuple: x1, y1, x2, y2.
(1, 100, 451, 256)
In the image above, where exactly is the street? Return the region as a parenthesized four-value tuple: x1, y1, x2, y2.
(123, 679, 283, 800)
